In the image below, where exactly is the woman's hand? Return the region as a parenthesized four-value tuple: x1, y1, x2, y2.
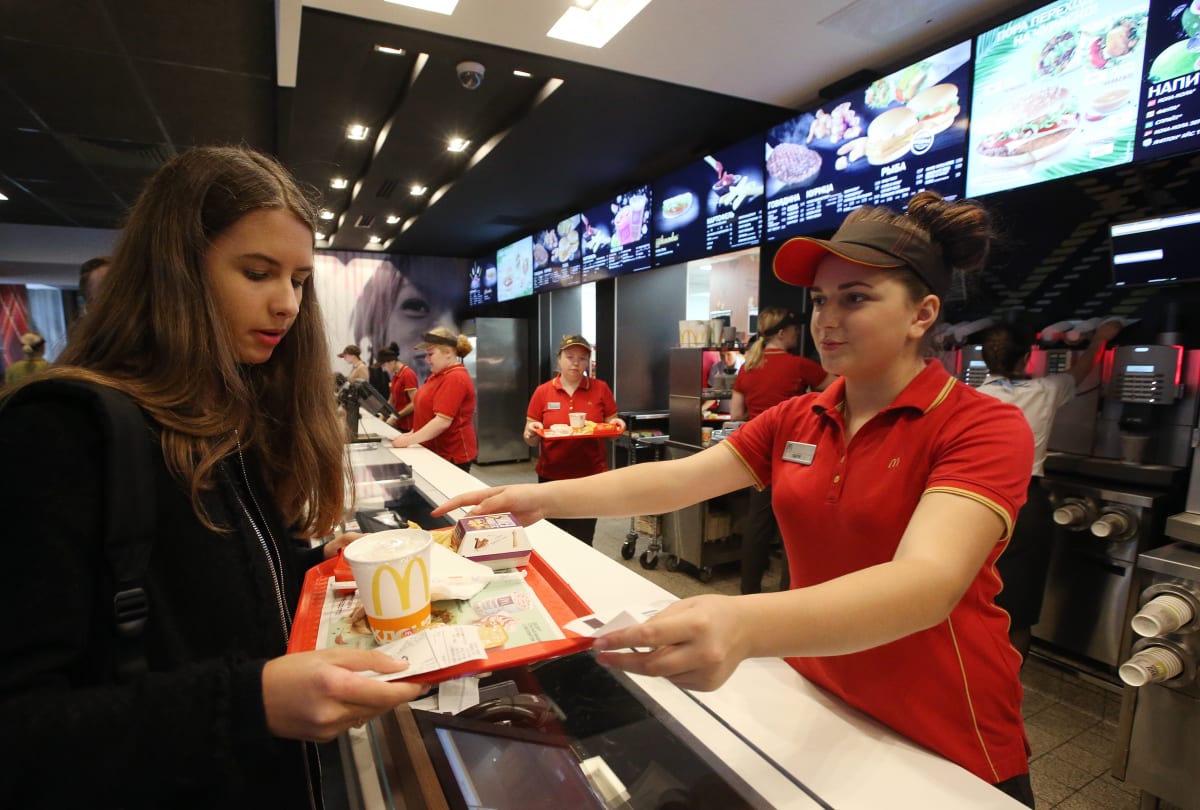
(432, 483, 548, 525)
(607, 417, 627, 433)
(523, 421, 544, 446)
(262, 648, 428, 742)
(591, 595, 753, 692)
(322, 532, 363, 560)
(390, 432, 412, 449)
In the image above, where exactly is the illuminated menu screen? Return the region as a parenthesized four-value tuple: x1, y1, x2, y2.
(467, 254, 497, 307)
(580, 186, 653, 283)
(966, 0, 1148, 198)
(532, 214, 583, 293)
(496, 235, 533, 302)
(765, 41, 971, 241)
(1133, 0, 1200, 162)
(652, 136, 765, 265)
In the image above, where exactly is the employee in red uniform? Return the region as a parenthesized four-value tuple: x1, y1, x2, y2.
(435, 191, 1036, 807)
(376, 343, 419, 431)
(732, 306, 834, 594)
(390, 327, 476, 471)
(523, 335, 625, 545)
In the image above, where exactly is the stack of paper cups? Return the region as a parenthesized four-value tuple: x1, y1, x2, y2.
(1119, 646, 1184, 687)
(1131, 594, 1195, 637)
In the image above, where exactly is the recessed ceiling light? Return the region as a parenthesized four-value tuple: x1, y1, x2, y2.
(314, 231, 327, 241)
(548, 0, 651, 48)
(386, 215, 401, 224)
(330, 177, 348, 189)
(410, 185, 428, 196)
(368, 235, 382, 244)
(512, 69, 532, 78)
(383, 0, 459, 13)
(0, 192, 8, 201)
(373, 45, 407, 55)
(447, 138, 470, 153)
(319, 210, 335, 221)
(346, 124, 369, 140)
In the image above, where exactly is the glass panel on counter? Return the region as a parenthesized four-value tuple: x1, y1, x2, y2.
(1132, 0, 1200, 162)
(764, 40, 971, 241)
(496, 235, 534, 302)
(652, 135, 765, 266)
(580, 186, 654, 282)
(467, 253, 497, 307)
(966, 0, 1149, 198)
(532, 214, 583, 293)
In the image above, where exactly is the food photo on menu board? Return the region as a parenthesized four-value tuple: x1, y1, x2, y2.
(467, 255, 497, 306)
(966, 0, 1149, 198)
(496, 235, 533, 302)
(1133, 0, 1200, 162)
(653, 135, 765, 265)
(764, 40, 971, 241)
(532, 214, 583, 293)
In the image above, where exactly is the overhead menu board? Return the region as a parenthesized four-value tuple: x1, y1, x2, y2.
(1133, 0, 1200, 162)
(966, 0, 1149, 198)
(496, 235, 534, 302)
(764, 41, 972, 241)
(532, 214, 583, 293)
(467, 253, 497, 307)
(652, 135, 765, 266)
(579, 185, 653, 283)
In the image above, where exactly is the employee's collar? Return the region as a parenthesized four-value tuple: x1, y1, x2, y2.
(554, 373, 591, 391)
(812, 360, 953, 418)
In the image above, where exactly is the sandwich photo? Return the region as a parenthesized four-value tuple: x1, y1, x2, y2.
(975, 86, 1080, 168)
(907, 83, 960, 135)
(865, 106, 919, 165)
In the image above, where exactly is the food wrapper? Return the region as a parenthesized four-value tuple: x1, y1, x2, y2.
(450, 512, 532, 570)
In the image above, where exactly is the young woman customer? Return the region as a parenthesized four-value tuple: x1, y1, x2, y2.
(731, 306, 834, 593)
(390, 327, 477, 471)
(0, 147, 426, 808)
(523, 335, 626, 544)
(435, 191, 1037, 806)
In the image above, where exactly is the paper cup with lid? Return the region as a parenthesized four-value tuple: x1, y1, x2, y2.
(343, 529, 433, 643)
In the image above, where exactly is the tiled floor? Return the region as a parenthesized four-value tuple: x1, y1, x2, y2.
(471, 460, 1171, 809)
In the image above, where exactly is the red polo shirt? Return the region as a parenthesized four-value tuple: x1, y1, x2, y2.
(527, 375, 618, 480)
(725, 360, 1033, 784)
(414, 363, 476, 464)
(733, 348, 827, 418)
(388, 362, 419, 431)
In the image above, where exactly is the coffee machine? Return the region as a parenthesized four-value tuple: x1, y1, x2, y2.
(1093, 344, 1200, 468)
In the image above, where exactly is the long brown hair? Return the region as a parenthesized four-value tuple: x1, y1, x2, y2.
(5, 146, 348, 536)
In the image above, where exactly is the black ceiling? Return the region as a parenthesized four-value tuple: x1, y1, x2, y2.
(0, 1, 791, 258)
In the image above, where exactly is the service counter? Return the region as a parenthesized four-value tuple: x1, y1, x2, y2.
(339, 414, 1024, 809)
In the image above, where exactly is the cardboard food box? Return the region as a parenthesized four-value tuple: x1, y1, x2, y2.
(450, 512, 531, 570)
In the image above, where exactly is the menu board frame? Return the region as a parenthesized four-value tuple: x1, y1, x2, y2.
(532, 214, 584, 294)
(1132, 0, 1200, 163)
(467, 253, 498, 307)
(579, 185, 654, 283)
(496, 235, 534, 303)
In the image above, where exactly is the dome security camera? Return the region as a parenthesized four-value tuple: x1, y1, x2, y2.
(456, 61, 485, 90)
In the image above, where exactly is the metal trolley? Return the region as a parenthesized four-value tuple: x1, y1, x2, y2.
(613, 428, 670, 569)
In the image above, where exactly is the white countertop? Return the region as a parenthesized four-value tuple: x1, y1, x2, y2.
(358, 414, 1025, 809)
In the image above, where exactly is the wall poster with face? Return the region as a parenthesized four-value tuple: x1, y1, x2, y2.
(314, 251, 469, 382)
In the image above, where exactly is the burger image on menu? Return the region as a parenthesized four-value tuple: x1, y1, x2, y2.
(907, 84, 960, 136)
(766, 142, 822, 187)
(865, 106, 919, 165)
(975, 86, 1080, 168)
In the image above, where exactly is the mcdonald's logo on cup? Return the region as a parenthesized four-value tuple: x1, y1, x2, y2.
(343, 529, 433, 644)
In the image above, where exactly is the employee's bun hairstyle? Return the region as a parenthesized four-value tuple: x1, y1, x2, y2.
(417, 326, 472, 358)
(980, 321, 1037, 377)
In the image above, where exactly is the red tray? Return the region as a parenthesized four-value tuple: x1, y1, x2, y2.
(534, 424, 623, 441)
(288, 550, 594, 684)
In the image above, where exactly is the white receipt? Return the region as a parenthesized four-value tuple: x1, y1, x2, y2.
(358, 625, 488, 681)
(562, 600, 674, 638)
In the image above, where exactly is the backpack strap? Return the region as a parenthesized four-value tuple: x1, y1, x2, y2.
(7, 379, 159, 681)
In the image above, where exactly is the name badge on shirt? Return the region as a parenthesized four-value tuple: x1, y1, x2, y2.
(547, 402, 562, 410)
(782, 441, 816, 465)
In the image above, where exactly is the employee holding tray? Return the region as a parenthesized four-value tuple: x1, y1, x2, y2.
(523, 335, 625, 545)
(438, 191, 1038, 807)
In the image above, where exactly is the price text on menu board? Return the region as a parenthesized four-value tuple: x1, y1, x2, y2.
(1133, 0, 1200, 162)
(653, 136, 765, 266)
(764, 41, 971, 241)
(966, 0, 1149, 198)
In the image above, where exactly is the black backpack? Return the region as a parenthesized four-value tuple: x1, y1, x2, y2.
(4, 380, 157, 681)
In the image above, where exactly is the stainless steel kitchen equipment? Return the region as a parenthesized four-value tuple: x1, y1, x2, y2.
(463, 317, 530, 464)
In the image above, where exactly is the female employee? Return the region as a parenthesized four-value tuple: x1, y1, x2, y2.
(390, 327, 477, 471)
(731, 306, 833, 594)
(978, 317, 1123, 665)
(523, 335, 626, 544)
(377, 343, 419, 431)
(0, 147, 425, 808)
(435, 191, 1037, 806)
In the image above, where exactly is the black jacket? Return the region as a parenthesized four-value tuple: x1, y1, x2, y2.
(0, 389, 326, 808)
